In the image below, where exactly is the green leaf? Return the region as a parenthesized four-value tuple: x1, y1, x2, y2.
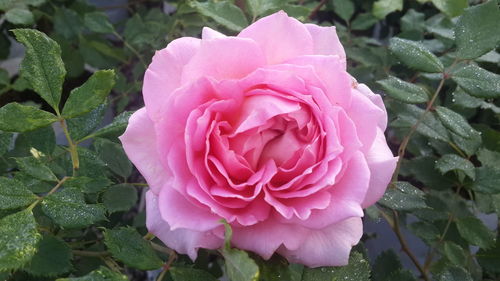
(379, 182, 427, 211)
(372, 250, 402, 281)
(392, 104, 450, 142)
(332, 0, 354, 22)
(256, 255, 294, 281)
(452, 88, 483, 109)
(62, 70, 115, 118)
(104, 227, 163, 270)
(53, 7, 83, 40)
(372, 0, 403, 19)
(0, 210, 41, 271)
(221, 221, 259, 281)
(0, 103, 57, 132)
(170, 267, 218, 281)
(443, 241, 466, 266)
(0, 131, 12, 156)
(84, 12, 115, 34)
(389, 37, 444, 73)
(456, 216, 495, 248)
(455, 0, 500, 59)
(477, 237, 500, 273)
(41, 188, 106, 228)
(64, 176, 111, 194)
(68, 103, 107, 141)
(472, 167, 500, 194)
(56, 266, 128, 281)
(102, 184, 137, 213)
(0, 177, 37, 210)
(452, 64, 500, 98)
(14, 172, 52, 193)
(93, 138, 132, 178)
(15, 126, 56, 156)
(377, 76, 429, 103)
(437, 266, 472, 281)
(12, 29, 66, 110)
(24, 235, 72, 277)
(401, 9, 425, 33)
(5, 8, 34, 25)
(351, 13, 378, 30)
(477, 149, 500, 168)
(87, 111, 132, 140)
(190, 1, 249, 32)
(431, 0, 467, 18)
(15, 156, 58, 182)
(435, 106, 477, 139)
(301, 252, 370, 281)
(435, 154, 475, 180)
(245, 0, 283, 19)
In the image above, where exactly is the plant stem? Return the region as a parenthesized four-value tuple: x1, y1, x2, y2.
(391, 76, 446, 183)
(150, 242, 173, 255)
(308, 0, 327, 20)
(27, 177, 69, 211)
(422, 213, 454, 272)
(113, 31, 147, 68)
(381, 209, 430, 281)
(59, 119, 79, 176)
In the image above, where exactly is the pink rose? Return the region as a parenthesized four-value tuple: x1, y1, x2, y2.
(120, 11, 397, 267)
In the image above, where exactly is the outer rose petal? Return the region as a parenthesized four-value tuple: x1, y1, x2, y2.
(354, 82, 388, 130)
(305, 24, 346, 67)
(182, 37, 266, 83)
(361, 128, 398, 208)
(146, 191, 223, 260)
(143, 37, 200, 121)
(238, 11, 313, 64)
(158, 180, 221, 231)
(119, 108, 167, 194)
(202, 27, 226, 39)
(230, 217, 309, 260)
(278, 217, 363, 267)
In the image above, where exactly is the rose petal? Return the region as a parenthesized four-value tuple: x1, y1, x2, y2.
(119, 108, 167, 194)
(231, 216, 309, 259)
(202, 27, 226, 39)
(238, 11, 313, 64)
(354, 82, 388, 130)
(158, 181, 221, 231)
(146, 191, 223, 260)
(361, 128, 398, 208)
(305, 24, 346, 66)
(182, 37, 266, 83)
(278, 217, 363, 267)
(143, 37, 200, 121)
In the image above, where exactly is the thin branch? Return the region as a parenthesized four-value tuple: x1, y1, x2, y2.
(308, 0, 327, 20)
(391, 76, 446, 183)
(381, 209, 430, 281)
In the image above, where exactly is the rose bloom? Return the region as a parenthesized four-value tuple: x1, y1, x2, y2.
(120, 11, 397, 267)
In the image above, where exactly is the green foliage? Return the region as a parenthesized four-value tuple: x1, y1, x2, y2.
(12, 29, 66, 111)
(62, 70, 116, 118)
(0, 177, 37, 210)
(377, 76, 429, 103)
(24, 235, 73, 277)
(104, 227, 163, 270)
(389, 37, 444, 73)
(378, 182, 427, 211)
(102, 184, 137, 213)
(169, 267, 218, 281)
(455, 1, 500, 60)
(41, 188, 106, 228)
(301, 252, 370, 281)
(0, 103, 57, 132)
(221, 221, 260, 281)
(190, 1, 248, 32)
(57, 266, 128, 281)
(0, 210, 41, 271)
(0, 1, 498, 280)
